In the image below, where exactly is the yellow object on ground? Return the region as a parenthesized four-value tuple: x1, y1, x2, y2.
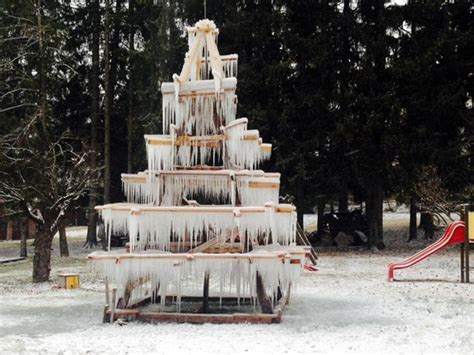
(57, 273, 80, 289)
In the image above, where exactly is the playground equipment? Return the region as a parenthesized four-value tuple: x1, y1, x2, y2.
(88, 19, 314, 324)
(388, 207, 473, 282)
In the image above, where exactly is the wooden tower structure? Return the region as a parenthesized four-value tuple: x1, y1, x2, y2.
(88, 19, 312, 324)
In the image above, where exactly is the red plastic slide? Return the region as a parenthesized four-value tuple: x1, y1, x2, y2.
(388, 221, 466, 282)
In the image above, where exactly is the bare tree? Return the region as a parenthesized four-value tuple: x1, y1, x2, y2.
(415, 165, 456, 227)
(0, 128, 96, 281)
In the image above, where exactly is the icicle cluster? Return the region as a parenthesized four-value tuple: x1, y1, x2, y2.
(90, 252, 299, 310)
(161, 173, 231, 205)
(122, 171, 281, 207)
(122, 174, 158, 204)
(162, 90, 237, 135)
(225, 122, 271, 170)
(237, 176, 279, 206)
(239, 208, 297, 247)
(129, 210, 235, 251)
(99, 205, 296, 252)
(196, 55, 238, 80)
(174, 144, 222, 167)
(146, 140, 174, 171)
(98, 206, 131, 238)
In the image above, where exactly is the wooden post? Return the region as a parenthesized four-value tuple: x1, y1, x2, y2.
(464, 206, 470, 283)
(202, 272, 210, 313)
(117, 284, 132, 309)
(102, 277, 110, 323)
(105, 277, 110, 305)
(110, 288, 117, 323)
(256, 272, 273, 314)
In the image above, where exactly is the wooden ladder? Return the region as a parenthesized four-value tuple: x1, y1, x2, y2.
(296, 223, 318, 265)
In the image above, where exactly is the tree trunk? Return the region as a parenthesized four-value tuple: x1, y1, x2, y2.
(103, 0, 122, 202)
(59, 223, 69, 257)
(317, 199, 326, 234)
(408, 194, 417, 241)
(19, 218, 28, 258)
(36, 0, 48, 140)
(419, 212, 434, 239)
(366, 182, 384, 249)
(338, 190, 349, 214)
(85, 0, 100, 247)
(127, 0, 135, 174)
(103, 0, 111, 204)
(33, 230, 54, 282)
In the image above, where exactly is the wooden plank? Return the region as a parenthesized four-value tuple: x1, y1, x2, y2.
(198, 54, 238, 63)
(256, 272, 273, 314)
(189, 237, 220, 253)
(137, 312, 276, 324)
(272, 291, 289, 323)
(161, 169, 233, 176)
(205, 246, 242, 254)
(0, 257, 26, 264)
(248, 181, 280, 189)
(201, 272, 210, 313)
(121, 176, 146, 183)
(224, 118, 248, 129)
(110, 288, 117, 323)
(89, 252, 290, 261)
(161, 78, 237, 94)
(128, 297, 153, 309)
(107, 308, 140, 322)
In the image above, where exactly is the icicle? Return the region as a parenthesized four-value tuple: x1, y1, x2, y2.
(225, 124, 270, 169)
(130, 209, 236, 252)
(161, 87, 237, 135)
(98, 207, 130, 239)
(161, 172, 231, 206)
(90, 252, 299, 312)
(146, 139, 174, 171)
(236, 176, 279, 206)
(122, 174, 159, 205)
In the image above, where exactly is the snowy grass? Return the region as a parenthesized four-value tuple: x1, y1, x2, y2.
(0, 219, 473, 354)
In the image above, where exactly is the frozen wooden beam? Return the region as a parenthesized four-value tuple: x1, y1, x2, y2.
(88, 251, 291, 261)
(95, 203, 295, 214)
(161, 78, 237, 95)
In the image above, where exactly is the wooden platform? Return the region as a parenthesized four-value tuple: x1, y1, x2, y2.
(0, 257, 26, 264)
(104, 293, 289, 325)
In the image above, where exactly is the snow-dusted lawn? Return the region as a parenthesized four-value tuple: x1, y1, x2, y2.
(0, 225, 473, 354)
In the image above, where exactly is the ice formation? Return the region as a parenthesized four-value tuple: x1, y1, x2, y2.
(162, 79, 237, 136)
(90, 252, 299, 309)
(224, 119, 271, 169)
(90, 19, 303, 316)
(160, 171, 231, 205)
(97, 204, 296, 252)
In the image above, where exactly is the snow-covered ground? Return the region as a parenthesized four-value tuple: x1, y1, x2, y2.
(0, 220, 473, 354)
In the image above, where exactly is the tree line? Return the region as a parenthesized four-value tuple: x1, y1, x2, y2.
(0, 0, 471, 281)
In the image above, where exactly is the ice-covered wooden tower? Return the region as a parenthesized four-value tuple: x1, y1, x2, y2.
(89, 19, 313, 324)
